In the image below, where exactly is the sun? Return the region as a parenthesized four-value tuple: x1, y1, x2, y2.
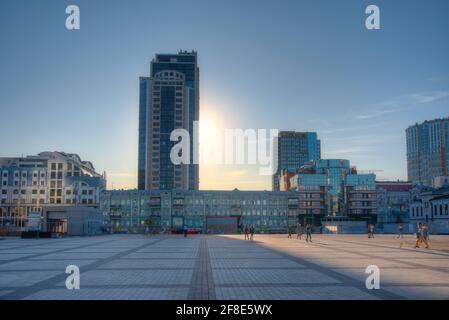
(199, 113, 222, 162)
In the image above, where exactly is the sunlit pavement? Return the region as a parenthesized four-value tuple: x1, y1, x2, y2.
(0, 234, 449, 300)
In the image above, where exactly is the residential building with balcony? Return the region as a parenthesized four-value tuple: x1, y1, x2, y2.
(406, 117, 449, 186)
(138, 51, 200, 191)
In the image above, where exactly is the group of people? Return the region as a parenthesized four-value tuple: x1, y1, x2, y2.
(415, 222, 430, 249)
(243, 225, 255, 240)
(287, 223, 313, 242)
(397, 222, 430, 249)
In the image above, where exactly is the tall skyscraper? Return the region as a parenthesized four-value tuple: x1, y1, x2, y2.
(272, 131, 321, 190)
(406, 117, 449, 186)
(138, 51, 199, 190)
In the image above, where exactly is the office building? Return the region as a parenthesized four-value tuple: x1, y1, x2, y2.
(406, 117, 449, 186)
(272, 131, 321, 190)
(0, 152, 106, 229)
(138, 50, 200, 191)
(287, 159, 376, 224)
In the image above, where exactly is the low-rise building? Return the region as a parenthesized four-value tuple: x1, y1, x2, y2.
(100, 189, 299, 234)
(409, 187, 449, 234)
(376, 181, 415, 229)
(42, 206, 104, 236)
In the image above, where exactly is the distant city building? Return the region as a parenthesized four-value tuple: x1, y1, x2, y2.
(278, 169, 296, 192)
(406, 117, 449, 186)
(272, 131, 321, 191)
(286, 159, 376, 223)
(376, 181, 415, 227)
(0, 152, 106, 229)
(138, 50, 200, 191)
(432, 176, 449, 189)
(101, 189, 299, 234)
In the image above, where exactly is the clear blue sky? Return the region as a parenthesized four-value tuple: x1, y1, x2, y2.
(1, 0, 449, 189)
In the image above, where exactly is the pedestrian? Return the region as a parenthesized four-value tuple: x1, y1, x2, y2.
(288, 227, 292, 238)
(368, 223, 375, 238)
(244, 225, 249, 240)
(184, 228, 188, 238)
(250, 225, 254, 240)
(296, 223, 302, 240)
(415, 223, 423, 248)
(397, 224, 403, 239)
(422, 223, 430, 249)
(306, 223, 312, 242)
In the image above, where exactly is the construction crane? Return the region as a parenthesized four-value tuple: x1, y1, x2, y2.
(356, 169, 384, 174)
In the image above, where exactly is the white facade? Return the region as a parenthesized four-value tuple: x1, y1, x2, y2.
(409, 188, 449, 234)
(0, 152, 106, 229)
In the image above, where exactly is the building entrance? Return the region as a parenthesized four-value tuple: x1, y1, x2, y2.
(206, 216, 239, 234)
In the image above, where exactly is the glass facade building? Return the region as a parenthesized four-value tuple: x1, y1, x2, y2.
(288, 159, 376, 223)
(406, 117, 449, 186)
(272, 131, 321, 190)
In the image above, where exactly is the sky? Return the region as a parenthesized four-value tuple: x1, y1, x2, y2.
(1, 0, 449, 190)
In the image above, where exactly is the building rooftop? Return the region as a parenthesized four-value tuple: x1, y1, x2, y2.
(376, 181, 415, 192)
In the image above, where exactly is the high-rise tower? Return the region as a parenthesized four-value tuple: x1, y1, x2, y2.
(406, 117, 449, 186)
(138, 51, 199, 190)
(272, 131, 321, 190)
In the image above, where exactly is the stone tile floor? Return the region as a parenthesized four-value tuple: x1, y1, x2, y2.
(0, 234, 448, 300)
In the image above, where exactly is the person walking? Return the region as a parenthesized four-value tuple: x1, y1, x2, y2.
(296, 223, 302, 240)
(250, 225, 255, 240)
(397, 224, 404, 239)
(306, 223, 312, 243)
(415, 223, 423, 248)
(368, 223, 375, 238)
(422, 223, 430, 249)
(287, 227, 292, 238)
(244, 225, 249, 240)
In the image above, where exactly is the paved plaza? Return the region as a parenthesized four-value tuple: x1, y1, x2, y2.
(0, 234, 449, 300)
